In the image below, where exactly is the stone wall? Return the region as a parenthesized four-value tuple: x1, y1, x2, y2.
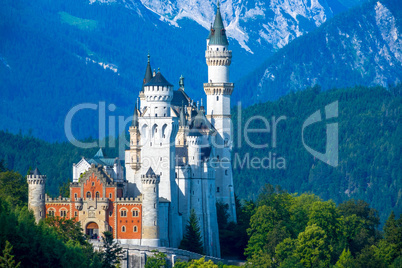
(91, 242, 243, 268)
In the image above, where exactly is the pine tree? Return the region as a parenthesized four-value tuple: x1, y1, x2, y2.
(179, 209, 204, 254)
(101, 231, 124, 268)
(0, 241, 21, 268)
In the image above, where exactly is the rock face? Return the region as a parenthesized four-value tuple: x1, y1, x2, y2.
(233, 0, 402, 105)
(126, 0, 336, 53)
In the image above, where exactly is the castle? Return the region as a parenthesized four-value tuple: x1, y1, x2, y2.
(27, 3, 235, 258)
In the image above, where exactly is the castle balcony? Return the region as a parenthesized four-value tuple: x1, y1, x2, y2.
(205, 50, 232, 58)
(203, 83, 234, 95)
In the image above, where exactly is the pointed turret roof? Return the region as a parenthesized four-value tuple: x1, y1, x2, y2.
(132, 104, 139, 127)
(146, 167, 156, 177)
(142, 53, 153, 91)
(144, 71, 173, 87)
(31, 167, 41, 176)
(94, 148, 105, 158)
(208, 1, 229, 46)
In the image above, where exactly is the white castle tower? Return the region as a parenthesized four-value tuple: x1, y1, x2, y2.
(204, 2, 236, 222)
(27, 168, 46, 223)
(139, 69, 181, 247)
(141, 167, 160, 247)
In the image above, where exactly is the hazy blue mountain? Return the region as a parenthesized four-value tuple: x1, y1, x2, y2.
(0, 0, 362, 141)
(233, 0, 402, 106)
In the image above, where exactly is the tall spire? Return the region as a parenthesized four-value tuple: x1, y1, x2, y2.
(207, 1, 229, 45)
(132, 103, 139, 127)
(142, 53, 153, 91)
(179, 105, 187, 127)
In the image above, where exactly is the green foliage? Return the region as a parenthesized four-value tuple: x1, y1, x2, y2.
(295, 224, 332, 268)
(384, 211, 402, 252)
(0, 196, 101, 267)
(145, 250, 167, 268)
(179, 209, 204, 254)
(44, 216, 88, 246)
(59, 180, 71, 198)
(244, 183, 402, 267)
(216, 196, 252, 258)
(101, 231, 124, 268)
(175, 257, 219, 268)
(0, 241, 21, 268)
(335, 248, 354, 268)
(232, 85, 402, 226)
(0, 170, 27, 207)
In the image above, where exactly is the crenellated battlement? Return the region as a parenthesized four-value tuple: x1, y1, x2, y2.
(45, 195, 71, 203)
(115, 196, 142, 203)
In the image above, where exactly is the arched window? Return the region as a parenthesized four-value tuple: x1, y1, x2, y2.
(48, 208, 55, 217)
(225, 169, 228, 175)
(134, 226, 138, 232)
(217, 96, 219, 101)
(74, 193, 78, 199)
(96, 192, 100, 198)
(109, 211, 112, 217)
(141, 124, 148, 139)
(60, 209, 67, 218)
(109, 193, 112, 199)
(132, 208, 139, 217)
(121, 226, 126, 232)
(162, 124, 167, 138)
(152, 124, 157, 138)
(86, 192, 91, 199)
(120, 209, 127, 217)
(92, 182, 95, 186)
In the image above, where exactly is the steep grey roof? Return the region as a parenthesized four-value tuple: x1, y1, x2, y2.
(171, 89, 191, 107)
(144, 71, 173, 87)
(208, 2, 229, 46)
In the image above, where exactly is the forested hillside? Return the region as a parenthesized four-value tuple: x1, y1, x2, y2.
(233, 0, 402, 106)
(0, 85, 400, 225)
(232, 84, 401, 225)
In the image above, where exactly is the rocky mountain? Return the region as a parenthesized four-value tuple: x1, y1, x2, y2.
(233, 0, 402, 106)
(0, 0, 384, 142)
(117, 0, 362, 53)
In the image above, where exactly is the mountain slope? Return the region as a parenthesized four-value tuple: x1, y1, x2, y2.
(233, 0, 402, 106)
(232, 84, 401, 225)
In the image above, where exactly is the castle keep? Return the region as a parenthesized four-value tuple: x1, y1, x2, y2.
(28, 3, 235, 258)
